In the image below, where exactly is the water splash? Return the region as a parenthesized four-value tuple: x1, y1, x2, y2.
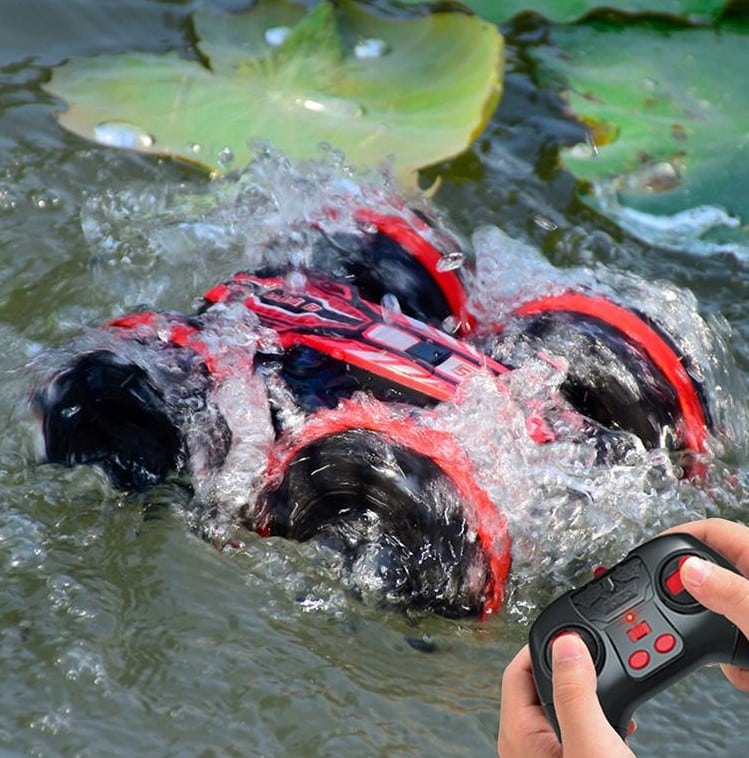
(30, 189, 62, 211)
(441, 315, 461, 335)
(467, 224, 748, 450)
(436, 250, 465, 272)
(80, 144, 444, 310)
(0, 184, 18, 211)
(72, 147, 749, 621)
(380, 293, 402, 323)
(426, 367, 726, 623)
(466, 225, 569, 321)
(593, 181, 748, 258)
(216, 146, 235, 169)
(285, 269, 308, 293)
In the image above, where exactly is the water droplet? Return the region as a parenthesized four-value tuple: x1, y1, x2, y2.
(0, 184, 18, 211)
(187, 143, 202, 155)
(265, 26, 291, 47)
(217, 147, 235, 168)
(637, 162, 680, 193)
(441, 315, 461, 335)
(30, 189, 62, 210)
(436, 251, 465, 272)
(569, 142, 596, 159)
(381, 293, 402, 323)
(294, 96, 365, 118)
(256, 327, 283, 355)
(354, 38, 390, 60)
(532, 214, 558, 232)
(93, 121, 155, 150)
(286, 269, 308, 292)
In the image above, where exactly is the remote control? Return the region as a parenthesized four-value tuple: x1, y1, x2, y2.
(529, 533, 749, 740)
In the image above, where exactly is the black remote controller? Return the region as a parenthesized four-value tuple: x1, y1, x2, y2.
(529, 533, 749, 740)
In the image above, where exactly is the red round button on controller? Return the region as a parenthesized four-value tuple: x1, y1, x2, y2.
(628, 649, 650, 670)
(654, 633, 676, 654)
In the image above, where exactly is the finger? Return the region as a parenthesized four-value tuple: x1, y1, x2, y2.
(719, 663, 749, 692)
(501, 646, 539, 709)
(498, 646, 560, 758)
(664, 519, 749, 575)
(681, 556, 749, 636)
(551, 633, 611, 745)
(626, 719, 637, 737)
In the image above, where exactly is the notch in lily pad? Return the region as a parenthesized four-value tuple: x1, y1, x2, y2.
(43, 0, 504, 185)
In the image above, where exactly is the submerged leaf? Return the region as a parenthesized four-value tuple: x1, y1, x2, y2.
(532, 21, 749, 252)
(43, 0, 503, 183)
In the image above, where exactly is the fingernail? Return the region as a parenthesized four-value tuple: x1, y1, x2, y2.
(681, 556, 711, 588)
(552, 633, 585, 663)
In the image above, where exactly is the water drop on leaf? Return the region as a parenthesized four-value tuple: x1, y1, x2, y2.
(294, 96, 365, 118)
(354, 38, 390, 60)
(265, 26, 291, 47)
(46, 1, 503, 187)
(93, 121, 155, 149)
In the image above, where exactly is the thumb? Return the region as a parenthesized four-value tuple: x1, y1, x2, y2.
(681, 556, 749, 634)
(552, 634, 628, 757)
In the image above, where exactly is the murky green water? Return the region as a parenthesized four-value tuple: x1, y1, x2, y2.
(3, 2, 749, 756)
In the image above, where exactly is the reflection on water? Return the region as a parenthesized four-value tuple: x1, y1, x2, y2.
(2, 2, 749, 755)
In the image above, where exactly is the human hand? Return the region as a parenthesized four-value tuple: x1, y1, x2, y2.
(498, 635, 635, 758)
(497, 518, 749, 757)
(666, 518, 749, 692)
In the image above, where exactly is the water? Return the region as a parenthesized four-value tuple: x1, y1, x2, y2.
(3, 2, 749, 755)
(353, 38, 390, 60)
(93, 122, 156, 150)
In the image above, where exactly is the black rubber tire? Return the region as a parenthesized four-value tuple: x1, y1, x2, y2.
(258, 428, 490, 617)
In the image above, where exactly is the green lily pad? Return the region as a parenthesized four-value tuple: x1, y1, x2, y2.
(396, 0, 727, 24)
(43, 0, 503, 184)
(532, 21, 749, 251)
